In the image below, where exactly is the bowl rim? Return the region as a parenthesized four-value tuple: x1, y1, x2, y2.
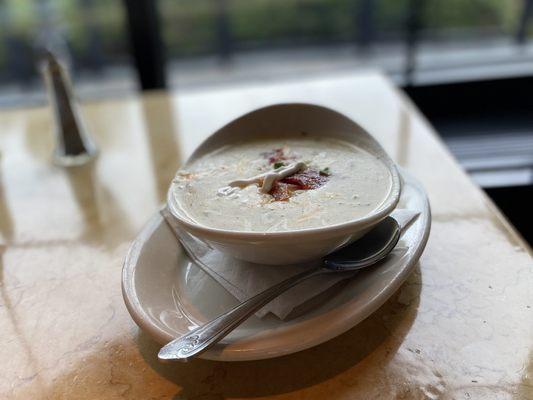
(167, 102, 402, 239)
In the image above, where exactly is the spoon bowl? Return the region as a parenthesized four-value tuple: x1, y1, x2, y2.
(324, 217, 401, 270)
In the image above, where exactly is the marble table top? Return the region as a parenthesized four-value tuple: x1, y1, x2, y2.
(0, 72, 531, 399)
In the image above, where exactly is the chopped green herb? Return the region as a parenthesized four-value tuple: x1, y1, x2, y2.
(319, 167, 330, 176)
(273, 162, 285, 169)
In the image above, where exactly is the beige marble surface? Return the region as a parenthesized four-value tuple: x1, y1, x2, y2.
(0, 72, 531, 399)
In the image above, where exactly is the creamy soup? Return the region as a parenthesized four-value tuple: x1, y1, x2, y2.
(171, 137, 392, 232)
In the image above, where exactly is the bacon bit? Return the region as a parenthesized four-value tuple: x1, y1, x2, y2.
(268, 169, 329, 201)
(281, 169, 328, 190)
(261, 148, 295, 164)
(269, 181, 292, 201)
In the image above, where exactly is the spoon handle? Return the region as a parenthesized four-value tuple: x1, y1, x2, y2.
(158, 267, 325, 362)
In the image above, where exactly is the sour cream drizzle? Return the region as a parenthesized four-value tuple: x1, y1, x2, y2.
(222, 161, 306, 194)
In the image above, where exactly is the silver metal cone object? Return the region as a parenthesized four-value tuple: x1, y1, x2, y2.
(42, 50, 98, 166)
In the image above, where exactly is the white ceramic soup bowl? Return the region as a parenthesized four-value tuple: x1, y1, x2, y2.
(167, 103, 401, 265)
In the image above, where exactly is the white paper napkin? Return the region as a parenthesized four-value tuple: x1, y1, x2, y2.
(161, 208, 419, 320)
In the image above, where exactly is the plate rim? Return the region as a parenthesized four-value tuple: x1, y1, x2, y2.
(122, 170, 431, 361)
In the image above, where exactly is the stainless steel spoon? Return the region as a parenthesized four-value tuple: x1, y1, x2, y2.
(158, 216, 401, 362)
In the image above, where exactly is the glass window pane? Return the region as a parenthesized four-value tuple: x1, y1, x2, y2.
(0, 0, 134, 107)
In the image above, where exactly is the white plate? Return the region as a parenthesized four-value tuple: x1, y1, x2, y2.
(122, 170, 430, 361)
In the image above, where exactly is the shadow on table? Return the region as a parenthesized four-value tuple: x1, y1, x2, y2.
(515, 349, 533, 400)
(63, 160, 135, 250)
(137, 264, 422, 398)
(141, 93, 183, 203)
(0, 165, 14, 244)
(0, 252, 48, 395)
